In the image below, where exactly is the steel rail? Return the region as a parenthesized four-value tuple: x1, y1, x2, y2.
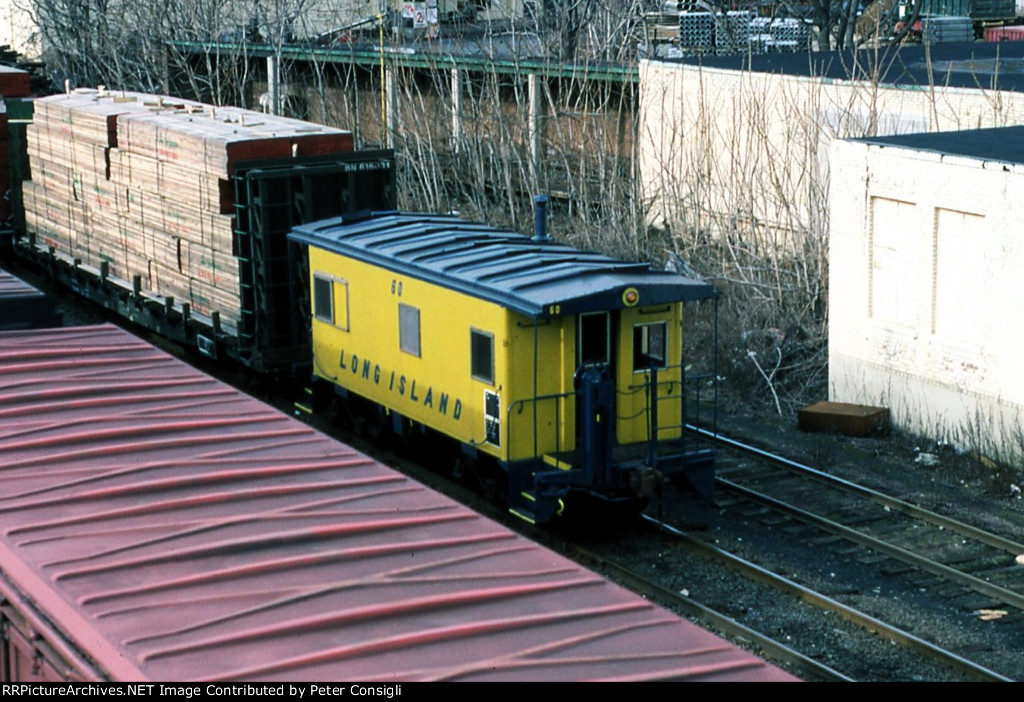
(691, 425, 1024, 556)
(718, 476, 1024, 613)
(642, 515, 1015, 683)
(568, 536, 852, 682)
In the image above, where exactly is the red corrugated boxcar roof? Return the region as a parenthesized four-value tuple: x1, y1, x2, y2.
(0, 324, 796, 682)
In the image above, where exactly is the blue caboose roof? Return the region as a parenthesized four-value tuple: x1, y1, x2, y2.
(288, 212, 716, 317)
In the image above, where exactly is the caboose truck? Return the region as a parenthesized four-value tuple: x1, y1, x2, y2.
(289, 196, 718, 524)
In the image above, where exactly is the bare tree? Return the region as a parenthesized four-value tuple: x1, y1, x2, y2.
(26, 0, 171, 91)
(800, 0, 924, 50)
(24, 0, 308, 99)
(23, 0, 850, 410)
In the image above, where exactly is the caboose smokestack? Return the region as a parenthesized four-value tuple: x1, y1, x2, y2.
(532, 194, 549, 243)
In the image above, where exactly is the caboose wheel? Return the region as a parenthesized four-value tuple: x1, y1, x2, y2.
(451, 457, 465, 479)
(364, 410, 385, 441)
(472, 460, 507, 505)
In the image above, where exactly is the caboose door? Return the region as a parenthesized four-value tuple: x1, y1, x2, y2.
(578, 311, 612, 368)
(576, 312, 617, 485)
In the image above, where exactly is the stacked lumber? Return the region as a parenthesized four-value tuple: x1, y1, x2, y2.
(0, 65, 31, 98)
(23, 87, 354, 330)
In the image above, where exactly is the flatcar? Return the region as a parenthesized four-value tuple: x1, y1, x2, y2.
(289, 202, 718, 524)
(0, 324, 793, 682)
(7, 88, 396, 374)
(3, 86, 719, 524)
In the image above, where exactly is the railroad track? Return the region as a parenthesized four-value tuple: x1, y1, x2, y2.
(706, 428, 1024, 612)
(646, 427, 1024, 681)
(13, 266, 1023, 680)
(569, 507, 1016, 681)
(640, 515, 1013, 681)
(390, 439, 1018, 680)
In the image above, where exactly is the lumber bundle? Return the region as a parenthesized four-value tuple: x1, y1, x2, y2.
(0, 65, 31, 98)
(23, 87, 354, 330)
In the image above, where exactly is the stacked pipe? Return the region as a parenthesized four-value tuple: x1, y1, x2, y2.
(715, 11, 752, 54)
(750, 17, 772, 53)
(768, 18, 812, 52)
(922, 16, 974, 43)
(749, 17, 811, 54)
(679, 12, 715, 52)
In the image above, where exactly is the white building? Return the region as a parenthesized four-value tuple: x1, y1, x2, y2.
(638, 43, 1024, 462)
(830, 127, 1024, 463)
(0, 0, 40, 59)
(638, 44, 1024, 244)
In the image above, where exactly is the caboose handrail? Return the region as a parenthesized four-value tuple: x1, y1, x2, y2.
(618, 367, 718, 455)
(507, 390, 575, 461)
(504, 367, 718, 465)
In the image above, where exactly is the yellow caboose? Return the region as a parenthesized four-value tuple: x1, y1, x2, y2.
(289, 205, 717, 523)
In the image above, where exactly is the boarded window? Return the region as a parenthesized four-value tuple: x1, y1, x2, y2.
(471, 329, 494, 384)
(869, 197, 917, 327)
(313, 274, 349, 330)
(633, 322, 667, 371)
(933, 208, 984, 341)
(399, 303, 420, 356)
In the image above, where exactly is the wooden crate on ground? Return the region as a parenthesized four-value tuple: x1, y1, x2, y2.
(798, 401, 891, 437)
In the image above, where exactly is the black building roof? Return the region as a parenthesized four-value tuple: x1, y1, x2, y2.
(852, 123, 1024, 164)
(662, 41, 1024, 93)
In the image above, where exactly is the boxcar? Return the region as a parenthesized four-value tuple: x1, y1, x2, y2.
(0, 267, 60, 330)
(0, 324, 793, 682)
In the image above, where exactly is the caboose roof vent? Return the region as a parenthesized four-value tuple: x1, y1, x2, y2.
(532, 194, 550, 244)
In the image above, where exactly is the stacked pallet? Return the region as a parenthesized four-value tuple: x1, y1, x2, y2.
(23, 88, 354, 330)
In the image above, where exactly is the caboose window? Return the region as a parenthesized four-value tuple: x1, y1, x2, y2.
(633, 322, 667, 371)
(399, 304, 421, 357)
(313, 274, 349, 330)
(471, 330, 494, 384)
(314, 274, 333, 322)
